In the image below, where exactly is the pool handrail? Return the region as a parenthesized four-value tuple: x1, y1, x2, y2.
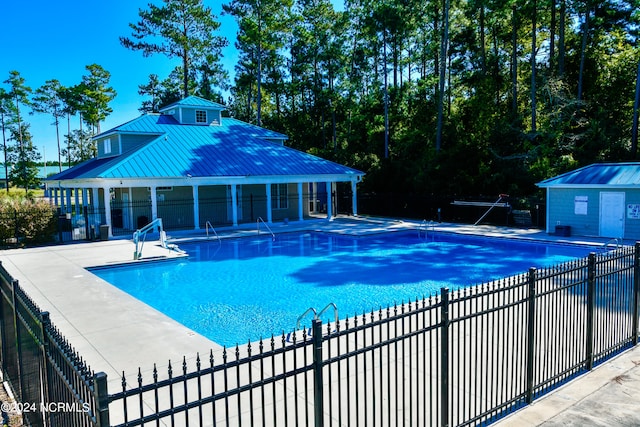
(257, 217, 275, 240)
(418, 219, 435, 238)
(601, 237, 622, 252)
(133, 218, 164, 259)
(205, 220, 221, 245)
(295, 307, 317, 331)
(295, 303, 338, 332)
(317, 302, 339, 326)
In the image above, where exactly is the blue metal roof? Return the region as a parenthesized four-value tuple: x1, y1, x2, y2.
(160, 95, 226, 111)
(537, 163, 640, 187)
(48, 112, 362, 181)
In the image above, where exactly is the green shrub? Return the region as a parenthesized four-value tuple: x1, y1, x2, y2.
(0, 195, 57, 246)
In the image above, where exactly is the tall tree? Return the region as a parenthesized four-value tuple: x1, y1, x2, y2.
(224, 0, 293, 126)
(435, 0, 450, 152)
(59, 85, 84, 167)
(3, 71, 31, 153)
(31, 79, 65, 172)
(120, 0, 228, 99)
(0, 88, 13, 191)
(138, 74, 163, 113)
(78, 64, 117, 134)
(7, 125, 40, 193)
(633, 61, 640, 158)
(63, 129, 96, 163)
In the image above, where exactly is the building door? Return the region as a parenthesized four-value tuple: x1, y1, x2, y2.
(600, 192, 625, 238)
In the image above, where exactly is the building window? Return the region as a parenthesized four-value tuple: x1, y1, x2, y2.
(104, 138, 111, 154)
(195, 110, 207, 123)
(271, 184, 288, 209)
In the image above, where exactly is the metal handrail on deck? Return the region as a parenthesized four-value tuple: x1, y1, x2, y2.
(205, 221, 221, 245)
(257, 217, 275, 240)
(601, 237, 622, 252)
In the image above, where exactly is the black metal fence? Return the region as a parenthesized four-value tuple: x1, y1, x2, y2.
(1, 243, 638, 426)
(0, 262, 109, 427)
(106, 244, 640, 427)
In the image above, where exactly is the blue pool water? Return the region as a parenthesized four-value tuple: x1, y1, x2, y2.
(92, 232, 593, 346)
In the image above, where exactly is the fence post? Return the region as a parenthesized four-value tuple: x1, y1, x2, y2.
(312, 318, 324, 427)
(525, 267, 537, 404)
(94, 371, 110, 427)
(586, 252, 596, 371)
(40, 312, 52, 427)
(84, 206, 90, 241)
(0, 263, 5, 380)
(633, 243, 640, 346)
(440, 287, 450, 427)
(10, 279, 24, 401)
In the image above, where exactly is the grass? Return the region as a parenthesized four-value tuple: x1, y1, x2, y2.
(1, 187, 45, 199)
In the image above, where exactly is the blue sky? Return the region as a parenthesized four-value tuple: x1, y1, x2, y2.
(3, 0, 243, 161)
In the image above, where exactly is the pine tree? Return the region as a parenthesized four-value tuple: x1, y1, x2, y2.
(31, 79, 65, 172)
(121, 0, 228, 99)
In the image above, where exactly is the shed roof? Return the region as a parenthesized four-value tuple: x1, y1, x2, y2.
(537, 162, 640, 188)
(47, 112, 362, 181)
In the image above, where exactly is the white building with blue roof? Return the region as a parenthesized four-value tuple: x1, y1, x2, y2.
(537, 162, 640, 240)
(47, 96, 364, 237)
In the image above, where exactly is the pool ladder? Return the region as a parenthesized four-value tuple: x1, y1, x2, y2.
(205, 221, 221, 245)
(418, 219, 436, 239)
(257, 217, 275, 241)
(287, 303, 338, 342)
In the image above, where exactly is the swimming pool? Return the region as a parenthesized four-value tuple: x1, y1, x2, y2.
(91, 232, 593, 346)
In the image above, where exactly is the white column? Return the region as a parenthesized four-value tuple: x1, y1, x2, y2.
(150, 186, 158, 221)
(265, 183, 272, 223)
(231, 184, 238, 227)
(193, 185, 200, 230)
(351, 180, 358, 216)
(59, 188, 65, 212)
(54, 188, 59, 207)
(102, 187, 112, 237)
(312, 182, 318, 213)
(74, 188, 80, 217)
(297, 182, 304, 221)
(66, 189, 72, 214)
(326, 182, 333, 221)
(92, 188, 100, 230)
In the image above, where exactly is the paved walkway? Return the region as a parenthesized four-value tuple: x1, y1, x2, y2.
(0, 216, 638, 425)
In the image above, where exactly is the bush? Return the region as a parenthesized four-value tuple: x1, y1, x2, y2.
(0, 195, 57, 246)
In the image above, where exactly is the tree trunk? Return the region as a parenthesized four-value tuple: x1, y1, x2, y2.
(577, 7, 590, 101)
(550, 0, 556, 72)
(631, 61, 640, 158)
(436, 0, 449, 152)
(1, 111, 8, 192)
(479, 1, 486, 74)
(67, 112, 72, 168)
(558, 0, 566, 76)
(512, 6, 518, 115)
(257, 47, 263, 126)
(531, 0, 537, 133)
(384, 27, 390, 158)
(54, 104, 62, 172)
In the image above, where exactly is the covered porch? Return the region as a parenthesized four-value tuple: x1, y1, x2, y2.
(47, 177, 361, 239)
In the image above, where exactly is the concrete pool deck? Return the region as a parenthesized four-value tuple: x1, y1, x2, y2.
(1, 215, 639, 425)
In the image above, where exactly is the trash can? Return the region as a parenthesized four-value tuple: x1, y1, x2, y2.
(555, 225, 571, 237)
(99, 224, 110, 241)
